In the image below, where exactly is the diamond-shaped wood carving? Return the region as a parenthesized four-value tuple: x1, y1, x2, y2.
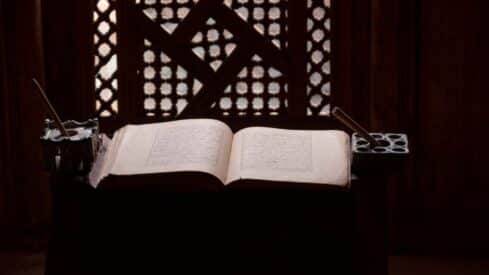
(92, 0, 333, 121)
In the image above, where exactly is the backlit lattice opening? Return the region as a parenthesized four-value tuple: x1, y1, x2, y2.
(214, 55, 288, 117)
(141, 0, 199, 34)
(143, 39, 203, 117)
(307, 0, 331, 116)
(224, 0, 288, 49)
(93, 0, 334, 119)
(94, 0, 119, 117)
(191, 17, 238, 71)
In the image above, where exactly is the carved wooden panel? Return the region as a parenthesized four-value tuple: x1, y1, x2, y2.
(94, 0, 119, 117)
(307, 0, 331, 116)
(190, 17, 237, 72)
(92, 0, 334, 121)
(142, 39, 202, 117)
(214, 54, 288, 116)
(223, 0, 288, 50)
(140, 0, 199, 34)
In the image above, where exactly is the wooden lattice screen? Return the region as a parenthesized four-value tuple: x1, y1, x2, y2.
(93, 0, 332, 124)
(94, 0, 119, 118)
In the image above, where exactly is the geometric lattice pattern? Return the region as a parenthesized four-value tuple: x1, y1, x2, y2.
(94, 0, 119, 117)
(92, 0, 334, 120)
(191, 18, 237, 71)
(143, 39, 202, 117)
(307, 0, 331, 116)
(141, 0, 199, 34)
(215, 55, 288, 116)
(224, 0, 288, 49)
(140, 0, 202, 117)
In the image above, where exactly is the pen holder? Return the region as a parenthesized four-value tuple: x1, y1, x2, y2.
(351, 133, 409, 175)
(41, 118, 101, 175)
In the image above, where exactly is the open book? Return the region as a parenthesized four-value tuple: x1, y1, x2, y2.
(89, 119, 351, 189)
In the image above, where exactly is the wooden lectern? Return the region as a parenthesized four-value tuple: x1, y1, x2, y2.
(40, 117, 408, 275)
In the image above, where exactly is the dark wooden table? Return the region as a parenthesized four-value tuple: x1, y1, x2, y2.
(44, 172, 393, 275)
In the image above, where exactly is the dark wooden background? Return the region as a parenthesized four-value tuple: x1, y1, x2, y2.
(0, 0, 50, 249)
(1, 0, 489, 254)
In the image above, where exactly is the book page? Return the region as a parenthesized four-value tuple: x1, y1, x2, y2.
(102, 119, 233, 185)
(89, 126, 129, 188)
(225, 127, 350, 187)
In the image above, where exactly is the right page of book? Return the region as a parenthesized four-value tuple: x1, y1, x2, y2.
(225, 127, 351, 187)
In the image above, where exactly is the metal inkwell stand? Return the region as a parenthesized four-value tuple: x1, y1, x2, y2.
(41, 119, 100, 175)
(331, 107, 410, 175)
(33, 79, 101, 177)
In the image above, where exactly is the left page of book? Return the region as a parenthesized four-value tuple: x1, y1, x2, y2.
(89, 119, 234, 187)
